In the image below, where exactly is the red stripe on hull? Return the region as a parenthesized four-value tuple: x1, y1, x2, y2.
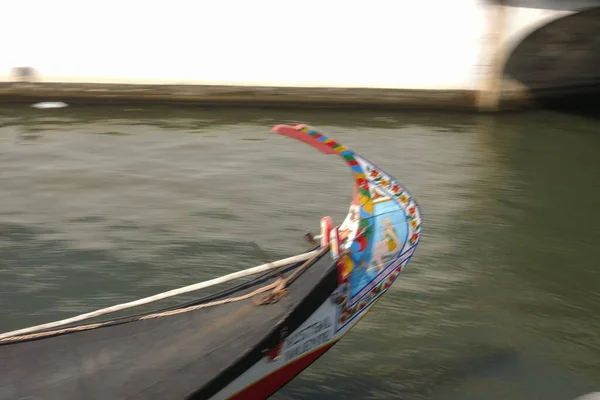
(227, 341, 337, 400)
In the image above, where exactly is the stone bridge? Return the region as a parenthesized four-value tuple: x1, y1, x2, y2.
(0, 0, 599, 111)
(481, 0, 600, 110)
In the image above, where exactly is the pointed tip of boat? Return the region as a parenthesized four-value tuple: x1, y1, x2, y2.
(271, 124, 338, 155)
(271, 124, 315, 134)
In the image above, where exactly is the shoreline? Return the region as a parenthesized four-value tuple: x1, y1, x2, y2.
(0, 82, 479, 111)
(0, 81, 592, 112)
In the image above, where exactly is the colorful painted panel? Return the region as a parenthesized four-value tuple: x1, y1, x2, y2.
(270, 124, 422, 331)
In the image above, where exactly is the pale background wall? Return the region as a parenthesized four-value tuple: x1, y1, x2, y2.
(0, 0, 574, 89)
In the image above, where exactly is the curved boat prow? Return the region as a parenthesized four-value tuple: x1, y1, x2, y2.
(272, 124, 422, 321)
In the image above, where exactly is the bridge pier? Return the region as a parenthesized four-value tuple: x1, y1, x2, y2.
(477, 3, 508, 112)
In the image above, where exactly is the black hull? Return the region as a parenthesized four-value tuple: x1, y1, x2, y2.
(0, 248, 338, 400)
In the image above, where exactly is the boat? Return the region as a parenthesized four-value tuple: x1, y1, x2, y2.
(0, 124, 422, 400)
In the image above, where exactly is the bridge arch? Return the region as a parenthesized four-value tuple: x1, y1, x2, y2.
(501, 6, 600, 109)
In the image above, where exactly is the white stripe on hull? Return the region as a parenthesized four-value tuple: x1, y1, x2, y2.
(212, 287, 386, 400)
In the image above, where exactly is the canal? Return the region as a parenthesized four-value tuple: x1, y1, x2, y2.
(0, 106, 598, 399)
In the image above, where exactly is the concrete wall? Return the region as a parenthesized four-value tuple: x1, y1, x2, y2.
(1, 0, 487, 89)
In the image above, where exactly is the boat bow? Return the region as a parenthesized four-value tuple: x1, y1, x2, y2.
(272, 124, 422, 322)
(0, 123, 423, 400)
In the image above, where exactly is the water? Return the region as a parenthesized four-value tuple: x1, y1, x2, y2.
(0, 106, 599, 399)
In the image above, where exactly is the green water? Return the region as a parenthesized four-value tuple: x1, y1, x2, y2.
(0, 106, 599, 400)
